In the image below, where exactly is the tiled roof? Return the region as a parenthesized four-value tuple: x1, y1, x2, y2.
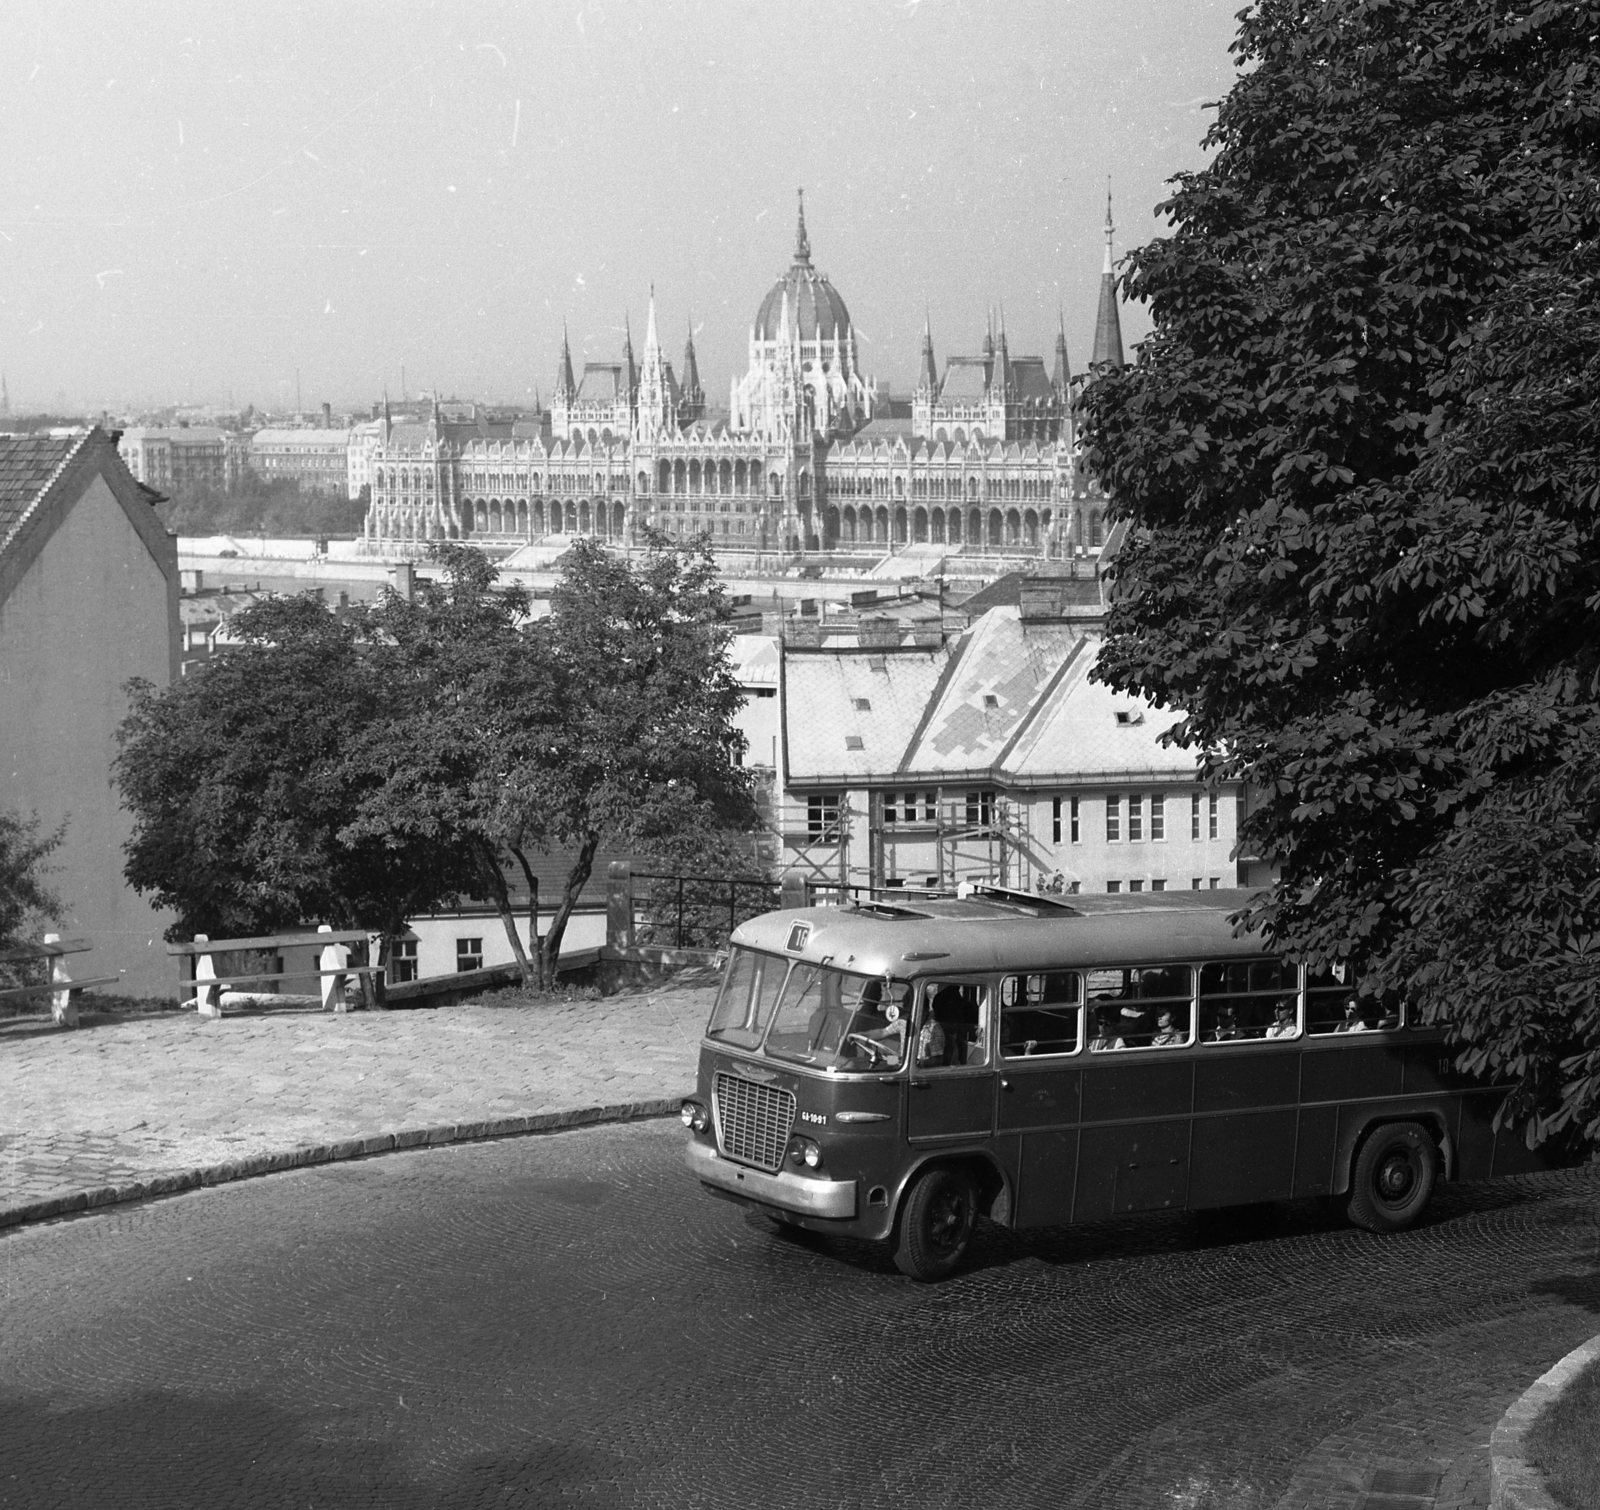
(938, 358, 989, 403)
(1007, 648, 1195, 782)
(574, 364, 627, 404)
(0, 431, 91, 560)
(900, 609, 1083, 777)
(784, 644, 949, 782)
(1009, 357, 1054, 403)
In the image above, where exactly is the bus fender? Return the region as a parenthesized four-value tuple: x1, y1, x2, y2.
(889, 1149, 1013, 1231)
(1333, 1108, 1454, 1195)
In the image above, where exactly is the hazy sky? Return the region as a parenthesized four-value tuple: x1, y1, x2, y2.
(0, 1, 1244, 414)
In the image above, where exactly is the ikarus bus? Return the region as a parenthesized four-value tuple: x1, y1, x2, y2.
(681, 888, 1551, 1280)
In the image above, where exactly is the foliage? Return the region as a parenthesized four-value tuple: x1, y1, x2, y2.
(1081, 0, 1600, 1139)
(118, 536, 761, 993)
(505, 533, 761, 978)
(114, 595, 482, 992)
(0, 807, 63, 993)
(156, 473, 367, 538)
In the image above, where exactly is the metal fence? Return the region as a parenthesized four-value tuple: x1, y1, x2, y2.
(629, 870, 782, 951)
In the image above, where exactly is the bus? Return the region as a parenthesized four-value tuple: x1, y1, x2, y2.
(681, 888, 1550, 1280)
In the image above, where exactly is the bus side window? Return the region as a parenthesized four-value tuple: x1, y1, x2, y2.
(920, 982, 992, 1069)
(1085, 966, 1193, 1050)
(1305, 967, 1404, 1034)
(1200, 959, 1298, 1042)
(1000, 971, 1082, 1057)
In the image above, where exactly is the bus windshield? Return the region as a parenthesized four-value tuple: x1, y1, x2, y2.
(762, 964, 914, 1073)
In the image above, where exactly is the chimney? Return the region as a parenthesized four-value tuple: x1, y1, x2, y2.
(1019, 582, 1066, 620)
(321, 402, 333, 428)
(389, 562, 415, 602)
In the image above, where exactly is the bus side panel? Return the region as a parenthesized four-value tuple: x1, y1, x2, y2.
(1455, 1091, 1499, 1180)
(1300, 1043, 1405, 1104)
(1188, 1110, 1298, 1209)
(1194, 1049, 1299, 1114)
(1076, 1120, 1191, 1218)
(1491, 1117, 1552, 1178)
(1016, 1129, 1080, 1229)
(1080, 1060, 1194, 1122)
(1293, 1103, 1339, 1196)
(997, 1065, 1083, 1130)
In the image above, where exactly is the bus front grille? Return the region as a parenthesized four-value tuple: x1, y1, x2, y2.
(714, 1073, 795, 1172)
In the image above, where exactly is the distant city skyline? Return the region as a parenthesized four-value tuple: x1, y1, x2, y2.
(1, 1, 1243, 413)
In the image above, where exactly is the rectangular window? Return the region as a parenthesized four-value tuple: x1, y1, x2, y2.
(1192, 879, 1203, 889)
(1151, 879, 1166, 892)
(1192, 793, 1202, 841)
(965, 790, 994, 827)
(456, 937, 484, 973)
(1151, 794, 1165, 841)
(1070, 797, 1080, 843)
(1128, 879, 1144, 893)
(905, 793, 920, 823)
(388, 938, 418, 985)
(1200, 959, 1300, 1042)
(1128, 796, 1143, 843)
(923, 792, 936, 822)
(807, 794, 841, 841)
(1052, 797, 1061, 845)
(1209, 794, 1220, 841)
(1106, 796, 1121, 843)
(1106, 880, 1121, 893)
(1209, 877, 1221, 889)
(882, 791, 897, 826)
(1000, 971, 1082, 1058)
(1086, 964, 1195, 1051)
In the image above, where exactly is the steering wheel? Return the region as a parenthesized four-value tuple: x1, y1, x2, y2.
(845, 1032, 884, 1063)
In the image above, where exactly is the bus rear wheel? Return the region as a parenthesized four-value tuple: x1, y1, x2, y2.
(1346, 1121, 1437, 1233)
(893, 1166, 976, 1281)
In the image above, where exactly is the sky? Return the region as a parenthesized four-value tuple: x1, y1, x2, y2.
(0, 0, 1246, 415)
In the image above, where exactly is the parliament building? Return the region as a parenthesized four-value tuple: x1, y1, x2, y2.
(362, 195, 1125, 560)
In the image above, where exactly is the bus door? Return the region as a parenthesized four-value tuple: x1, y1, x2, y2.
(906, 980, 995, 1143)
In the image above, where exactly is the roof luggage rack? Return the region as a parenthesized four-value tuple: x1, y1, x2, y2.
(963, 884, 1082, 917)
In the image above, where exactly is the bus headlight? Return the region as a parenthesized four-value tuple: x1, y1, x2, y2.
(680, 1100, 709, 1133)
(788, 1135, 822, 1169)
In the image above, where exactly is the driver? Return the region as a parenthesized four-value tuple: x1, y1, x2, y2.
(846, 981, 907, 1067)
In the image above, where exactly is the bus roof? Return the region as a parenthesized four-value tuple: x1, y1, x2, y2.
(729, 890, 1275, 979)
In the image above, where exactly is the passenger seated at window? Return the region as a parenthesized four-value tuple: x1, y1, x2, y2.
(1265, 1001, 1298, 1038)
(1088, 1009, 1125, 1052)
(1150, 1007, 1185, 1047)
(1336, 997, 1373, 1033)
(1207, 1003, 1242, 1042)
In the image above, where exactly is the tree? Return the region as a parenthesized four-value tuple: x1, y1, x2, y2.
(339, 544, 558, 986)
(115, 595, 482, 997)
(0, 808, 63, 992)
(505, 533, 760, 982)
(1081, 1, 1600, 1140)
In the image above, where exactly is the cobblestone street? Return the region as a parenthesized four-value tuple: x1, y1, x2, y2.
(3, 1120, 1598, 1509)
(1, 987, 710, 1219)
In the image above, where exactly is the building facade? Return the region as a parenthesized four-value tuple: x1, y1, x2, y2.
(119, 426, 240, 494)
(363, 195, 1125, 559)
(249, 428, 352, 496)
(0, 430, 180, 997)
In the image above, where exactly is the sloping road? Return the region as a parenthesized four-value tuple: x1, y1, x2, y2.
(2, 1120, 1596, 1509)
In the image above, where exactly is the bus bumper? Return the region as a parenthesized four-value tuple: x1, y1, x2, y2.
(685, 1138, 858, 1219)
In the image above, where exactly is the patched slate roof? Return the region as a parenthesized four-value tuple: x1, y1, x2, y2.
(899, 609, 1085, 778)
(0, 431, 91, 560)
(1009, 357, 1054, 403)
(1006, 650, 1194, 782)
(784, 645, 949, 783)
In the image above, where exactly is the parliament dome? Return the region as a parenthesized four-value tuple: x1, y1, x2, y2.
(753, 195, 853, 343)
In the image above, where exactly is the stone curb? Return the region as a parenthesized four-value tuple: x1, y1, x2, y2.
(1490, 1332, 1600, 1510)
(0, 1095, 690, 1234)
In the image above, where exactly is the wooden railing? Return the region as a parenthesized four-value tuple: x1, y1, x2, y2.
(166, 926, 384, 1018)
(0, 935, 121, 1027)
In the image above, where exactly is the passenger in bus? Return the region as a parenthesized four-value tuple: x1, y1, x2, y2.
(1088, 1010, 1125, 1052)
(1151, 1007, 1185, 1047)
(1336, 997, 1373, 1033)
(1266, 1001, 1298, 1038)
(1376, 1002, 1402, 1030)
(915, 989, 951, 1068)
(1208, 1003, 1242, 1042)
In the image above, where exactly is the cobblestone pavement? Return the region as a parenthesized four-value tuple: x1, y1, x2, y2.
(2, 1120, 1597, 1509)
(1, 986, 710, 1217)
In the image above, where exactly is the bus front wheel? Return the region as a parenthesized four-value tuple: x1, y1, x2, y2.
(1346, 1122, 1437, 1233)
(893, 1166, 976, 1281)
